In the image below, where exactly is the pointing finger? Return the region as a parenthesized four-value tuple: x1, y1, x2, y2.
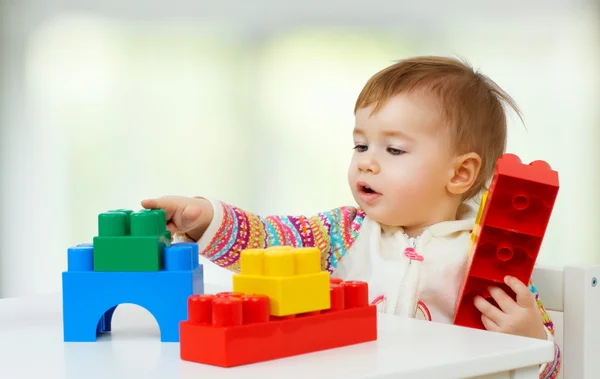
(141, 197, 178, 220)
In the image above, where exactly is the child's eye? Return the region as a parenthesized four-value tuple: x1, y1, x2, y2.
(353, 144, 368, 152)
(388, 147, 405, 155)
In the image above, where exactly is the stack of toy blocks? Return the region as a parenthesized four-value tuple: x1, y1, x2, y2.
(179, 246, 377, 367)
(62, 209, 204, 342)
(454, 154, 559, 329)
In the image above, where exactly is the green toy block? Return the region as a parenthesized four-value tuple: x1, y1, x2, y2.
(92, 209, 172, 272)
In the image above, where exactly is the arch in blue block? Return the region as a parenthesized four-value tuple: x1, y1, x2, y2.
(96, 306, 118, 334)
(62, 243, 204, 342)
(93, 304, 162, 338)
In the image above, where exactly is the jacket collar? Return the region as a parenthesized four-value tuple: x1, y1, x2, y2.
(376, 199, 479, 238)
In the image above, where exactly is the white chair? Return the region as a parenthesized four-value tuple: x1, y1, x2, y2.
(531, 265, 600, 379)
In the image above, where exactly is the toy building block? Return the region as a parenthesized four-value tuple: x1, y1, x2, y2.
(232, 246, 330, 316)
(93, 209, 172, 271)
(454, 154, 559, 330)
(180, 278, 377, 367)
(62, 242, 204, 342)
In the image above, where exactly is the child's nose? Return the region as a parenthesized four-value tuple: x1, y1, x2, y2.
(358, 157, 380, 174)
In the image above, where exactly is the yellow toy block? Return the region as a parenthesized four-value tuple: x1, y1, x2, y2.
(468, 190, 489, 255)
(232, 246, 330, 316)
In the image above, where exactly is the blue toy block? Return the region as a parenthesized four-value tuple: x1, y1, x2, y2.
(62, 242, 203, 342)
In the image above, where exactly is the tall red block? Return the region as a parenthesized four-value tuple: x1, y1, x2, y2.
(180, 279, 377, 367)
(454, 154, 559, 330)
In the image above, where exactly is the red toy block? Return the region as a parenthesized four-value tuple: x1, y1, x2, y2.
(480, 154, 559, 238)
(454, 154, 559, 330)
(180, 280, 377, 367)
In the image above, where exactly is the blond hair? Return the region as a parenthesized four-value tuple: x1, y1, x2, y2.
(354, 56, 522, 200)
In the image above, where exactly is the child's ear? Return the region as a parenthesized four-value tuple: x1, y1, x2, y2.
(447, 152, 482, 195)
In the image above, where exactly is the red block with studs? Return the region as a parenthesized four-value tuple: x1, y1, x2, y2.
(454, 153, 559, 330)
(180, 279, 377, 367)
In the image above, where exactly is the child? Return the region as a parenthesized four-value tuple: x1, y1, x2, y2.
(142, 56, 560, 378)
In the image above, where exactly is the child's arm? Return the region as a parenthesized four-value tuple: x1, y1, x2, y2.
(183, 198, 365, 273)
(529, 282, 561, 379)
(142, 196, 366, 273)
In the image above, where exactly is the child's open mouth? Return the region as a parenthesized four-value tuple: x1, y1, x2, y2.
(357, 182, 382, 204)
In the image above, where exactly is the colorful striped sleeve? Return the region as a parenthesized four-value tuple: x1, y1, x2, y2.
(188, 199, 366, 273)
(529, 281, 561, 379)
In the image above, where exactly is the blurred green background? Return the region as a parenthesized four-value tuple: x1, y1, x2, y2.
(1, 0, 598, 297)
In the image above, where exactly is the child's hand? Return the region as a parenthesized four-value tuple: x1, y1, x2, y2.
(141, 196, 213, 242)
(473, 275, 547, 340)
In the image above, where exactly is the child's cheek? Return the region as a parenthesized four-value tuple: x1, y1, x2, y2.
(388, 175, 422, 201)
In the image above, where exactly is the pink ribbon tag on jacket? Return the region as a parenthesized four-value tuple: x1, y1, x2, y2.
(404, 247, 424, 262)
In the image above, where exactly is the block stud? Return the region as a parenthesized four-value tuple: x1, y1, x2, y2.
(165, 244, 195, 271)
(266, 245, 293, 251)
(329, 283, 345, 311)
(67, 245, 94, 271)
(98, 212, 127, 236)
(343, 281, 368, 308)
(512, 193, 530, 211)
(264, 249, 295, 277)
(216, 292, 244, 298)
(152, 209, 167, 232)
(212, 297, 243, 327)
(188, 294, 215, 324)
(293, 247, 320, 275)
(110, 209, 133, 233)
(529, 160, 551, 170)
(240, 249, 264, 275)
(499, 153, 521, 165)
(496, 242, 514, 262)
(173, 242, 199, 268)
(242, 295, 270, 324)
(130, 211, 159, 236)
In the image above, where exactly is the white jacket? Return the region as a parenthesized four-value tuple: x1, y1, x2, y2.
(332, 202, 477, 322)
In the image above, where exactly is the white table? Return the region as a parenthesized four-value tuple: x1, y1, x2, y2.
(0, 284, 554, 379)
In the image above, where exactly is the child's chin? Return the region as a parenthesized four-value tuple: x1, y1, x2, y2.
(363, 208, 392, 224)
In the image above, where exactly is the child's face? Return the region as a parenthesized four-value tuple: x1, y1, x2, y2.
(348, 93, 459, 231)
